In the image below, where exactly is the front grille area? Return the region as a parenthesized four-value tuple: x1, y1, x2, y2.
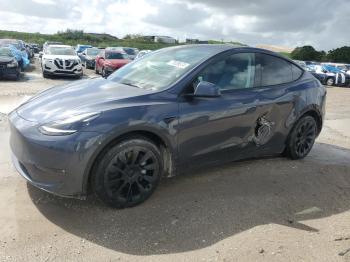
(53, 59, 79, 70)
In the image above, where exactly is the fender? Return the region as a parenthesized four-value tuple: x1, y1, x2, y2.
(80, 123, 178, 195)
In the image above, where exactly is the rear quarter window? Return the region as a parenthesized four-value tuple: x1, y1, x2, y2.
(291, 64, 304, 81)
(260, 54, 293, 86)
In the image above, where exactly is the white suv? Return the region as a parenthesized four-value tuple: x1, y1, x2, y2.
(41, 45, 82, 78)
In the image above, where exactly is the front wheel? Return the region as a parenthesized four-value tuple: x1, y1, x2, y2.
(285, 116, 317, 160)
(102, 67, 107, 78)
(93, 137, 163, 208)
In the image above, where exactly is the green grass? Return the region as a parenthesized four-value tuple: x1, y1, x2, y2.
(0, 30, 177, 50)
(279, 52, 292, 59)
(0, 30, 246, 50)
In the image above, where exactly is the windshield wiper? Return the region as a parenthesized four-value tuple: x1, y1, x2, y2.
(121, 82, 143, 89)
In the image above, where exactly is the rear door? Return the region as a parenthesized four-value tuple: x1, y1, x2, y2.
(247, 52, 304, 156)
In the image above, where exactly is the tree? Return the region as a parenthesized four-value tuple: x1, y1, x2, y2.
(291, 46, 325, 61)
(327, 46, 350, 63)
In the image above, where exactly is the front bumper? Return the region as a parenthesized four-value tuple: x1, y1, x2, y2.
(9, 112, 103, 198)
(0, 67, 19, 78)
(43, 60, 83, 76)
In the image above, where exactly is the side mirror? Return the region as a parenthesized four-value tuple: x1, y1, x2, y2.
(193, 81, 221, 98)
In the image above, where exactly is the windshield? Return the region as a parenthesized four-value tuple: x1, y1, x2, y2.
(47, 46, 76, 56)
(106, 52, 128, 59)
(109, 46, 220, 90)
(0, 48, 13, 57)
(0, 40, 20, 50)
(87, 48, 100, 56)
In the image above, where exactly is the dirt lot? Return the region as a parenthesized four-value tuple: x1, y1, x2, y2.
(1, 58, 350, 262)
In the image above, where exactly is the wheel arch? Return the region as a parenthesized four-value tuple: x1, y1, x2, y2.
(82, 129, 176, 195)
(286, 106, 323, 144)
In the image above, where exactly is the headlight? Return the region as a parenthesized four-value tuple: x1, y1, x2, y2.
(38, 112, 100, 136)
(43, 58, 53, 62)
(7, 60, 18, 68)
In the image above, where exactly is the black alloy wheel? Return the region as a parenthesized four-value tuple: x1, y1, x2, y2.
(286, 116, 317, 160)
(93, 137, 162, 208)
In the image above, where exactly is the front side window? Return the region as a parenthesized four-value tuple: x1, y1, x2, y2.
(259, 54, 293, 86)
(196, 53, 256, 90)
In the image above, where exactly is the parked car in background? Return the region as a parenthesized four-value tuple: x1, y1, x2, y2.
(106, 47, 139, 60)
(42, 41, 63, 53)
(24, 42, 34, 59)
(9, 45, 326, 208)
(0, 39, 29, 62)
(0, 39, 25, 52)
(135, 49, 152, 59)
(41, 45, 83, 78)
(312, 64, 348, 86)
(79, 47, 100, 69)
(75, 44, 92, 54)
(0, 44, 30, 70)
(29, 43, 40, 53)
(95, 49, 130, 77)
(0, 46, 21, 80)
(122, 47, 139, 60)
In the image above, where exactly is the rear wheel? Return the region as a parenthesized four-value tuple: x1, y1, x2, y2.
(285, 116, 317, 160)
(326, 77, 335, 86)
(93, 137, 163, 208)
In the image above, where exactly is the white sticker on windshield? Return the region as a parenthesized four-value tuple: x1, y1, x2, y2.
(167, 60, 190, 69)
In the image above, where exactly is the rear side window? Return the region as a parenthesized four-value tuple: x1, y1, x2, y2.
(291, 64, 303, 80)
(260, 54, 293, 86)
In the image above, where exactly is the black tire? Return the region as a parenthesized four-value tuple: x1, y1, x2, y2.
(285, 115, 317, 160)
(326, 77, 335, 86)
(93, 137, 163, 208)
(102, 67, 107, 78)
(42, 71, 49, 78)
(14, 70, 20, 80)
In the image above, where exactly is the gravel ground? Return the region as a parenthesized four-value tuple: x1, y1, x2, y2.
(1, 60, 350, 262)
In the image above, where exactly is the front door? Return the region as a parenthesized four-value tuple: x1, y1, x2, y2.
(177, 52, 263, 167)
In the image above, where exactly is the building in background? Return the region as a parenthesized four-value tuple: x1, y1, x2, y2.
(143, 35, 177, 44)
(186, 39, 209, 44)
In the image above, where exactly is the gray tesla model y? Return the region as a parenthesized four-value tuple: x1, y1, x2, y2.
(9, 45, 326, 208)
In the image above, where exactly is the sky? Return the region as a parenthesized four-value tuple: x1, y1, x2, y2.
(0, 0, 349, 51)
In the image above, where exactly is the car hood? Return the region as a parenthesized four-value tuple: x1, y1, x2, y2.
(16, 78, 155, 123)
(0, 56, 14, 63)
(43, 55, 79, 60)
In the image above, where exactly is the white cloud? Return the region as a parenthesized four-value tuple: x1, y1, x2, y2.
(0, 0, 349, 50)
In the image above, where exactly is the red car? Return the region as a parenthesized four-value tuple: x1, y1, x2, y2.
(95, 50, 130, 77)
